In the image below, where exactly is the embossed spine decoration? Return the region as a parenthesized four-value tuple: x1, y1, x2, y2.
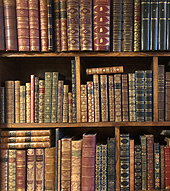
(108, 75, 114, 122)
(15, 81, 20, 123)
(81, 85, 87, 122)
(39, 80, 45, 123)
(93, 75, 100, 122)
(87, 81, 94, 122)
(63, 85, 69, 122)
(27, 149, 35, 191)
(20, 85, 26, 123)
(72, 60, 77, 123)
(26, 82, 31, 123)
(0, 149, 8, 191)
(8, 150, 16, 191)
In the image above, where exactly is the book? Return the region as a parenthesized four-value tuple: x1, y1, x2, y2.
(20, 85, 26, 123)
(1, 130, 51, 136)
(165, 72, 170, 121)
(68, 92, 73, 123)
(34, 76, 39, 123)
(27, 149, 35, 191)
(8, 149, 16, 191)
(122, 74, 128, 122)
(154, 142, 160, 189)
(31, 74, 35, 123)
(39, 80, 45, 123)
(167, 0, 170, 50)
(63, 85, 69, 123)
(93, 75, 100, 122)
(0, 0, 5, 50)
(101, 144, 107, 191)
(87, 81, 94, 122)
(81, 85, 87, 122)
(164, 146, 170, 189)
(26, 82, 31, 123)
(160, 145, 165, 189)
(15, 81, 20, 123)
(95, 144, 101, 191)
(0, 87, 5, 123)
(0, 149, 8, 191)
(108, 75, 114, 121)
(130, 139, 134, 191)
(129, 73, 136, 121)
(57, 80, 64, 123)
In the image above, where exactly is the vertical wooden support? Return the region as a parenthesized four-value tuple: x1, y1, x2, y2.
(115, 125, 120, 191)
(153, 56, 158, 122)
(75, 56, 81, 122)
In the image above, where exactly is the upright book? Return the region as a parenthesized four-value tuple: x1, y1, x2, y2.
(0, 0, 5, 50)
(27, 149, 35, 191)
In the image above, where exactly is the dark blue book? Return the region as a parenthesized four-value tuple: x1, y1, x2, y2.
(154, 142, 160, 189)
(167, 0, 170, 50)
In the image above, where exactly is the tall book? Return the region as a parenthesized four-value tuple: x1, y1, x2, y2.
(20, 85, 26, 123)
(31, 74, 35, 123)
(3, 0, 18, 51)
(0, 0, 4, 50)
(15, 81, 20, 123)
(57, 139, 61, 191)
(130, 139, 134, 191)
(39, 80, 45, 123)
(81, 85, 87, 122)
(154, 142, 160, 189)
(82, 134, 96, 191)
(164, 146, 170, 189)
(114, 74, 121, 122)
(16, 0, 30, 51)
(57, 80, 64, 123)
(160, 145, 165, 189)
(95, 144, 101, 191)
(26, 82, 31, 123)
(141, 0, 150, 51)
(8, 149, 16, 191)
(108, 75, 114, 121)
(68, 92, 73, 123)
(0, 149, 8, 191)
(93, 75, 100, 122)
(34, 76, 39, 123)
(27, 149, 35, 191)
(63, 85, 69, 122)
(93, 0, 110, 51)
(0, 87, 5, 123)
(87, 81, 94, 122)
(167, 0, 170, 50)
(80, 0, 93, 51)
(122, 74, 128, 122)
(101, 144, 107, 191)
(165, 72, 170, 121)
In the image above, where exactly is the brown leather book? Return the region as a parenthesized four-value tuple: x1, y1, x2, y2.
(165, 72, 170, 121)
(160, 145, 165, 189)
(27, 149, 35, 191)
(93, 0, 110, 51)
(45, 147, 55, 191)
(87, 81, 94, 122)
(81, 85, 87, 122)
(16, 0, 30, 51)
(0, 149, 8, 191)
(58, 139, 61, 191)
(93, 75, 100, 122)
(108, 75, 114, 121)
(28, 0, 40, 51)
(15, 80, 20, 123)
(3, 0, 18, 51)
(16, 150, 26, 190)
(81, 133, 96, 191)
(122, 74, 129, 121)
(130, 139, 134, 190)
(0, 0, 5, 50)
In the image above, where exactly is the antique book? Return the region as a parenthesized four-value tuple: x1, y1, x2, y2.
(3, 0, 18, 51)
(81, 85, 87, 122)
(57, 80, 64, 123)
(0, 87, 5, 123)
(164, 146, 170, 189)
(63, 85, 69, 122)
(82, 134, 96, 191)
(20, 85, 26, 123)
(134, 0, 140, 51)
(28, 0, 40, 51)
(141, 0, 150, 51)
(108, 75, 114, 122)
(67, 0, 80, 51)
(57, 139, 61, 191)
(154, 142, 160, 189)
(68, 92, 73, 123)
(122, 74, 128, 122)
(16, 0, 30, 51)
(34, 76, 39, 123)
(165, 72, 170, 121)
(101, 144, 107, 191)
(27, 149, 35, 191)
(158, 65, 165, 121)
(150, 0, 158, 50)
(16, 150, 26, 190)
(95, 144, 101, 191)
(80, 0, 93, 51)
(160, 145, 165, 189)
(93, 75, 100, 122)
(86, 66, 124, 75)
(1, 130, 51, 136)
(0, 149, 8, 191)
(87, 81, 94, 122)
(8, 149, 16, 191)
(100, 75, 108, 122)
(0, 0, 5, 50)
(71, 140, 82, 191)
(112, 0, 122, 52)
(15, 81, 20, 123)
(39, 0, 48, 52)
(130, 139, 134, 191)
(26, 82, 31, 123)
(35, 149, 45, 190)
(31, 75, 35, 123)
(39, 80, 45, 123)
(167, 0, 170, 50)
(45, 147, 55, 190)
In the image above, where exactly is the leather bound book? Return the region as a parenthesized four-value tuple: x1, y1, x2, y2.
(134, 0, 140, 51)
(81, 133, 96, 191)
(15, 81, 20, 123)
(93, 0, 110, 51)
(0, 0, 5, 50)
(101, 144, 107, 191)
(87, 81, 94, 122)
(150, 0, 158, 50)
(57, 80, 64, 123)
(93, 75, 100, 122)
(158, 0, 167, 50)
(0, 87, 5, 123)
(35, 149, 45, 191)
(45, 147, 55, 190)
(68, 92, 73, 123)
(39, 0, 48, 52)
(167, 0, 170, 50)
(20, 85, 26, 123)
(0, 149, 8, 191)
(81, 85, 87, 122)
(3, 0, 18, 51)
(160, 145, 165, 189)
(67, 0, 80, 51)
(57, 139, 61, 191)
(80, 0, 93, 51)
(154, 143, 160, 189)
(164, 146, 170, 189)
(95, 144, 101, 191)
(39, 80, 45, 123)
(122, 74, 128, 122)
(27, 149, 35, 191)
(28, 0, 40, 51)
(158, 65, 165, 121)
(141, 0, 150, 51)
(16, 150, 26, 190)
(112, 0, 122, 52)
(8, 149, 16, 191)
(26, 82, 31, 123)
(16, 0, 30, 51)
(63, 85, 69, 122)
(34, 76, 39, 123)
(108, 75, 114, 122)
(165, 72, 170, 121)
(31, 75, 35, 123)
(130, 139, 134, 191)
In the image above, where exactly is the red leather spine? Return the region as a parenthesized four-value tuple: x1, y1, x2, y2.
(0, 0, 5, 50)
(165, 146, 170, 189)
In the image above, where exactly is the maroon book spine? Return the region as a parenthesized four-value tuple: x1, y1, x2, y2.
(3, 0, 18, 51)
(31, 74, 35, 123)
(165, 146, 170, 189)
(28, 0, 40, 51)
(93, 0, 110, 51)
(0, 0, 5, 50)
(27, 149, 35, 191)
(0, 149, 8, 191)
(16, 150, 26, 190)
(81, 134, 96, 191)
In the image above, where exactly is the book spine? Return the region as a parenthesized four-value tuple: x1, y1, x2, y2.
(8, 149, 16, 191)
(51, 72, 59, 123)
(141, 0, 150, 51)
(28, 0, 40, 51)
(154, 143, 160, 189)
(122, 0, 133, 52)
(95, 145, 101, 191)
(27, 149, 35, 191)
(39, 0, 48, 52)
(68, 92, 73, 123)
(112, 0, 122, 52)
(150, 0, 158, 50)
(158, 0, 167, 50)
(130, 139, 134, 191)
(31, 75, 35, 123)
(134, 0, 141, 51)
(57, 139, 61, 191)
(164, 146, 170, 189)
(57, 80, 64, 123)
(81, 85, 87, 122)
(71, 140, 82, 191)
(15, 81, 20, 123)
(144, 70, 153, 121)
(34, 76, 39, 123)
(160, 145, 165, 189)
(67, 0, 79, 51)
(93, 75, 100, 122)
(71, 60, 77, 123)
(86, 66, 124, 75)
(82, 134, 96, 191)
(60, 0, 68, 51)
(16, 0, 30, 51)
(44, 72, 52, 123)
(114, 74, 122, 122)
(0, 87, 5, 123)
(100, 75, 108, 122)
(3, 0, 18, 51)
(93, 0, 110, 51)
(16, 150, 26, 190)
(108, 75, 114, 121)
(101, 144, 107, 191)
(45, 147, 55, 190)
(5, 81, 14, 123)
(167, 0, 170, 50)
(39, 80, 45, 123)
(20, 85, 26, 123)
(0, 0, 5, 50)
(129, 73, 136, 121)
(122, 74, 129, 122)
(36, 149, 45, 190)
(26, 82, 31, 123)
(158, 65, 165, 121)
(87, 81, 94, 122)
(0, 149, 8, 191)
(63, 85, 69, 122)
(80, 0, 92, 51)
(135, 71, 145, 121)
(165, 72, 170, 121)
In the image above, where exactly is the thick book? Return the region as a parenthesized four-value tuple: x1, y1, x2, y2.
(164, 146, 170, 189)
(31, 75, 35, 123)
(8, 149, 16, 191)
(26, 82, 31, 123)
(81, 85, 87, 122)
(34, 76, 39, 123)
(20, 85, 26, 123)
(130, 139, 134, 191)
(0, 149, 8, 191)
(160, 145, 165, 189)
(95, 144, 101, 191)
(93, 75, 100, 122)
(39, 80, 45, 123)
(81, 134, 96, 191)
(63, 85, 69, 123)
(0, 87, 5, 123)
(87, 81, 94, 122)
(57, 80, 64, 123)
(108, 75, 114, 122)
(122, 74, 128, 122)
(165, 72, 170, 121)
(101, 144, 107, 191)
(15, 81, 20, 123)
(154, 142, 160, 189)
(27, 149, 35, 191)
(93, 0, 110, 51)
(0, 0, 5, 50)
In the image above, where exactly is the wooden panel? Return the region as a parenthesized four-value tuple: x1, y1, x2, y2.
(115, 125, 120, 191)
(153, 57, 158, 122)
